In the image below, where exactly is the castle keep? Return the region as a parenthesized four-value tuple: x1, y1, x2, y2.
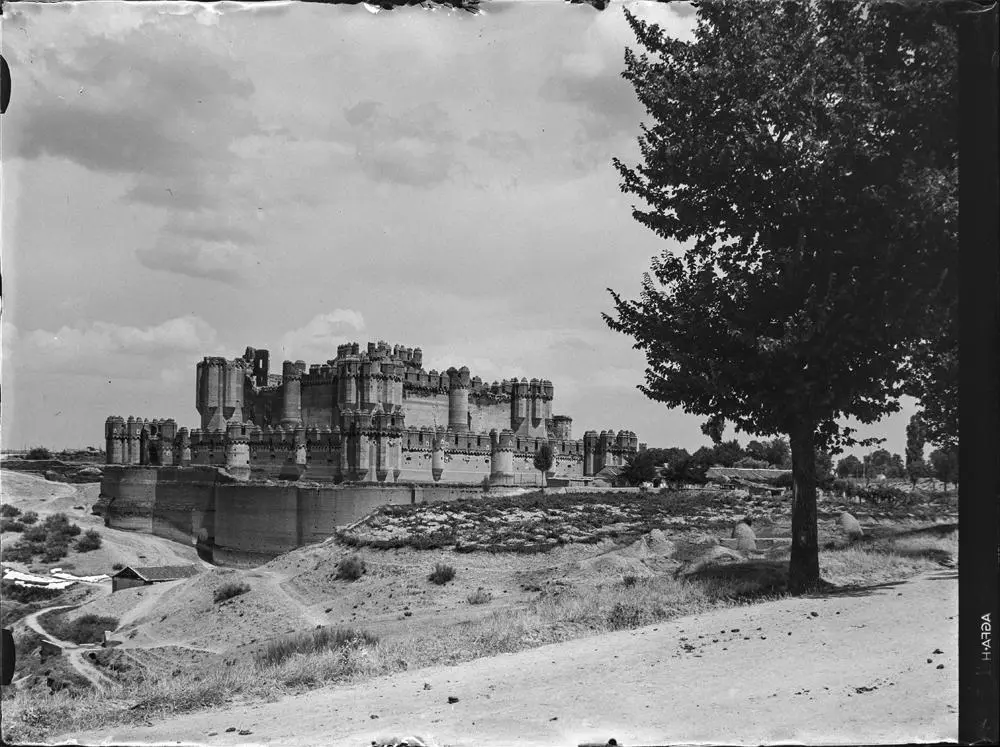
(105, 342, 638, 487)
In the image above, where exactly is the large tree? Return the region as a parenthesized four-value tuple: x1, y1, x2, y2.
(606, 2, 957, 593)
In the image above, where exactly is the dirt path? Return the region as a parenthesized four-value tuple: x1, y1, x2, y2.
(65, 569, 957, 746)
(23, 605, 115, 692)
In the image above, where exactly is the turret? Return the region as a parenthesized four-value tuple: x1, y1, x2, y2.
(489, 428, 516, 486)
(178, 428, 191, 466)
(225, 422, 250, 480)
(447, 366, 471, 433)
(105, 416, 125, 464)
(583, 430, 598, 476)
(281, 360, 303, 427)
(551, 415, 573, 440)
(196, 356, 245, 432)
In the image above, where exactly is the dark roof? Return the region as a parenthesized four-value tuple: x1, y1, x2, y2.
(111, 565, 201, 582)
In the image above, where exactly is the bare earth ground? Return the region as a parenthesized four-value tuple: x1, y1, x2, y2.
(0, 470, 204, 575)
(64, 570, 957, 747)
(1, 470, 958, 745)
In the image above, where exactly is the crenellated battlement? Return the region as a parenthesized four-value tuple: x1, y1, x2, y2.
(104, 338, 638, 485)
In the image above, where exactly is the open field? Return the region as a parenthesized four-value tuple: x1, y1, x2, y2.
(0, 469, 958, 744)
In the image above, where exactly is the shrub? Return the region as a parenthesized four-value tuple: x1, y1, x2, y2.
(467, 587, 493, 605)
(75, 530, 102, 553)
(214, 581, 251, 603)
(22, 525, 47, 543)
(41, 538, 69, 563)
(1, 519, 25, 533)
(256, 626, 379, 668)
(20, 511, 39, 525)
(3, 542, 37, 563)
(0, 504, 22, 518)
(42, 514, 80, 539)
(41, 612, 119, 644)
(428, 563, 455, 585)
(25, 447, 52, 460)
(621, 574, 640, 587)
(774, 473, 794, 488)
(336, 556, 366, 581)
(0, 579, 64, 604)
(111, 562, 124, 571)
(607, 602, 646, 630)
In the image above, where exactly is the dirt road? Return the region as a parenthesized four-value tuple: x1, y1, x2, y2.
(66, 569, 957, 747)
(23, 605, 115, 691)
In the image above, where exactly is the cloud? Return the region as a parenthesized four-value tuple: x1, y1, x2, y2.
(467, 130, 531, 161)
(344, 101, 457, 187)
(10, 316, 219, 372)
(136, 238, 258, 286)
(280, 310, 367, 361)
(5, 25, 261, 211)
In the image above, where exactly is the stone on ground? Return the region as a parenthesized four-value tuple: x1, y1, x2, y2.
(731, 521, 757, 552)
(838, 511, 864, 540)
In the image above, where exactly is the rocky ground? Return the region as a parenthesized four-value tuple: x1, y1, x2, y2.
(0, 470, 958, 745)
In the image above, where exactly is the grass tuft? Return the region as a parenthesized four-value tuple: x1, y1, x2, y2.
(213, 582, 251, 604)
(428, 563, 455, 585)
(336, 556, 366, 581)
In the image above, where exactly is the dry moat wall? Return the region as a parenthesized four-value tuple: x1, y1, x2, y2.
(99, 466, 482, 567)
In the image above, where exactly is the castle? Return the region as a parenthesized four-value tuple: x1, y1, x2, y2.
(105, 341, 639, 487)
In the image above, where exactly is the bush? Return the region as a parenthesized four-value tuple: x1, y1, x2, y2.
(44, 613, 119, 644)
(466, 587, 492, 605)
(214, 582, 251, 603)
(111, 562, 125, 571)
(774, 473, 794, 488)
(21, 525, 47, 543)
(0, 504, 22, 518)
(75, 530, 102, 553)
(25, 447, 52, 460)
(256, 626, 379, 668)
(42, 514, 80, 539)
(41, 538, 69, 563)
(336, 556, 366, 581)
(20, 511, 39, 525)
(3, 543, 38, 563)
(621, 574, 640, 587)
(0, 519, 25, 533)
(428, 563, 455, 585)
(0, 579, 64, 605)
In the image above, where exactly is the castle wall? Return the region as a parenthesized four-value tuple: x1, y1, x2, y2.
(301, 381, 336, 430)
(402, 394, 450, 429)
(100, 466, 485, 568)
(469, 401, 511, 434)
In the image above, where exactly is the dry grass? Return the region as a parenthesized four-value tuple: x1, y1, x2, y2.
(1, 524, 958, 744)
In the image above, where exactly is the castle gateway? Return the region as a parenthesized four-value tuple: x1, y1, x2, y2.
(105, 341, 638, 487)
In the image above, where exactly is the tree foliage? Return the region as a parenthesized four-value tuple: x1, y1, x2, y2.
(929, 446, 959, 491)
(533, 443, 554, 486)
(607, 2, 957, 592)
(836, 454, 863, 478)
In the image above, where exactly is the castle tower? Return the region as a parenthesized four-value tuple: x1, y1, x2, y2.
(447, 366, 471, 433)
(105, 416, 125, 464)
(583, 430, 598, 476)
(196, 357, 245, 432)
(552, 415, 573, 441)
(281, 360, 303, 427)
(511, 378, 529, 434)
(159, 421, 176, 466)
(489, 428, 516, 486)
(225, 422, 250, 481)
(178, 428, 192, 466)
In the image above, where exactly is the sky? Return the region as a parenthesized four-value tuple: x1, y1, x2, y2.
(0, 0, 916, 455)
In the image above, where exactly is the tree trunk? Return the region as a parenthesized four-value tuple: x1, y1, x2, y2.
(788, 424, 820, 594)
